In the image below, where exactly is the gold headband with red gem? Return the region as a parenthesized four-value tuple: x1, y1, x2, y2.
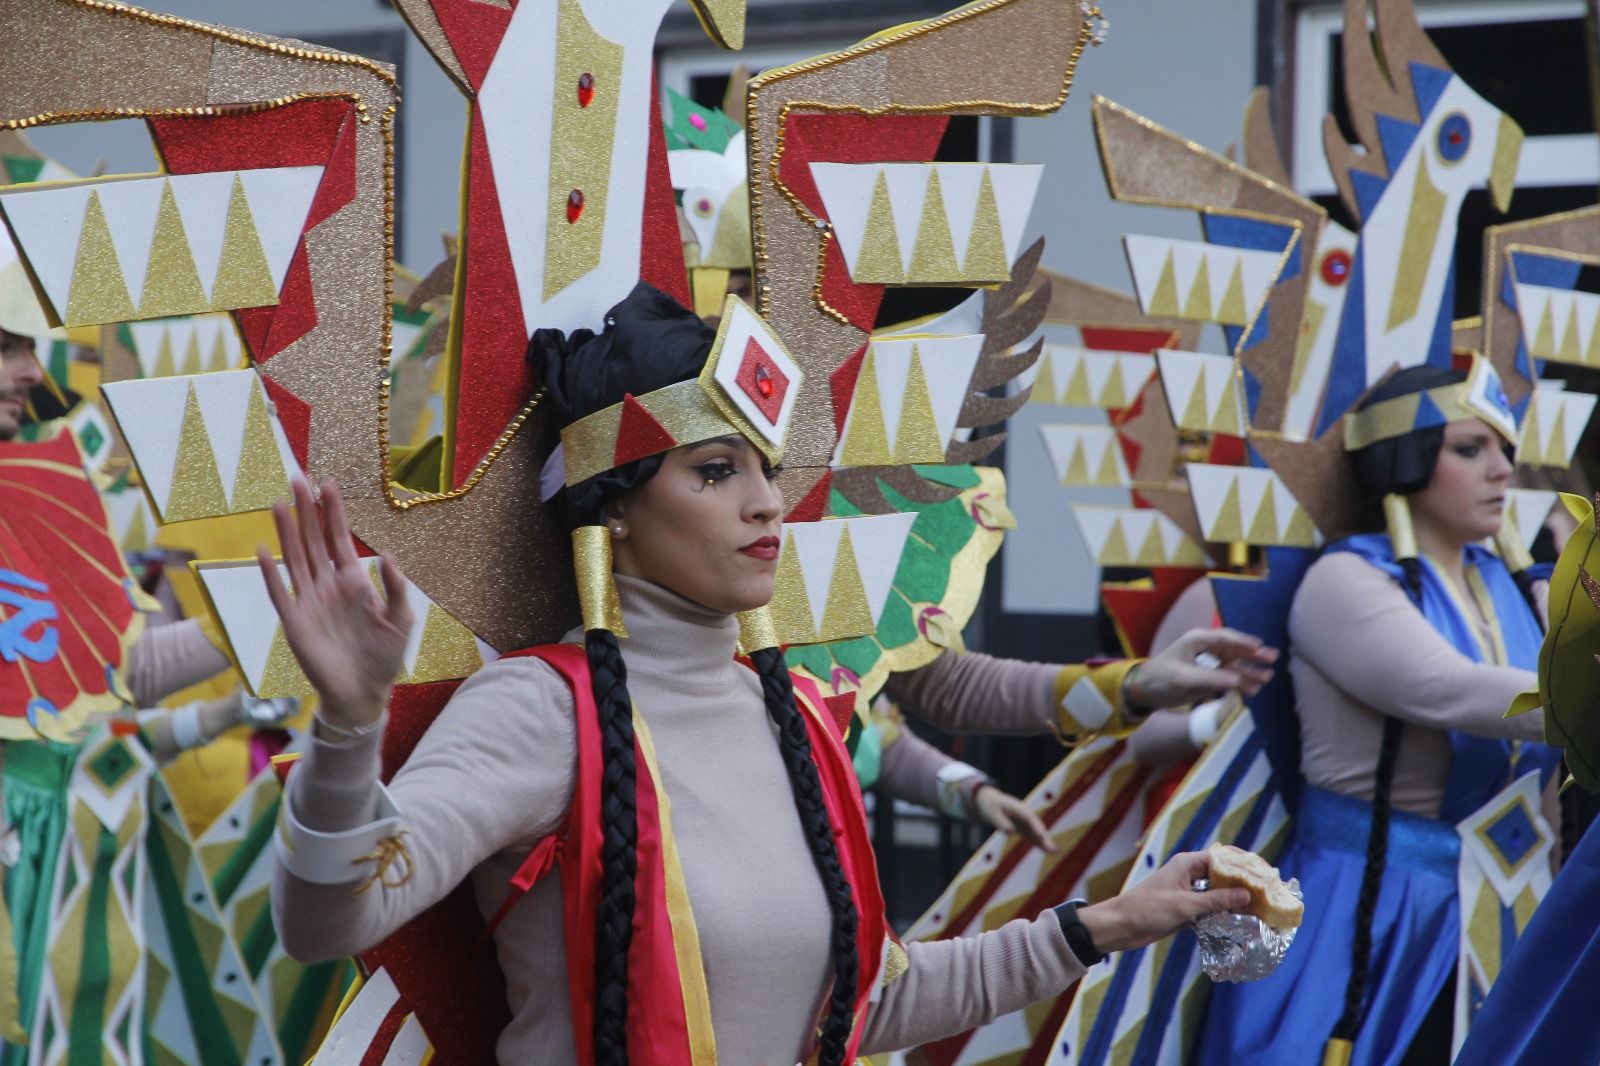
(552, 294, 802, 490)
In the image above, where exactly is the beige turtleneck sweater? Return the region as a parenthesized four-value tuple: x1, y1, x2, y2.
(273, 575, 1086, 1063)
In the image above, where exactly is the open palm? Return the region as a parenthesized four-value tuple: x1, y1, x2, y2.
(257, 477, 413, 728)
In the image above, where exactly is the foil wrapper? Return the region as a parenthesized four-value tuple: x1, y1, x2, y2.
(240, 695, 299, 729)
(1189, 877, 1302, 983)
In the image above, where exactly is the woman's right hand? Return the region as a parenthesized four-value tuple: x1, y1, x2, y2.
(257, 476, 414, 729)
(1076, 850, 1252, 954)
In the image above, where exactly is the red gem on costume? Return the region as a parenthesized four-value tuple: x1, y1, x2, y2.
(577, 72, 595, 108)
(1320, 248, 1352, 287)
(734, 337, 789, 423)
(567, 189, 585, 223)
(822, 693, 857, 736)
(613, 393, 678, 467)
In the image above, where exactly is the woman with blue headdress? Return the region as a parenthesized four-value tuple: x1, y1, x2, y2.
(1198, 358, 1562, 1066)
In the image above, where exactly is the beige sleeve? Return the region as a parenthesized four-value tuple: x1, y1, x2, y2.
(270, 655, 577, 962)
(1289, 552, 1543, 741)
(857, 913, 1086, 1054)
(883, 651, 1061, 736)
(125, 619, 231, 708)
(874, 725, 961, 813)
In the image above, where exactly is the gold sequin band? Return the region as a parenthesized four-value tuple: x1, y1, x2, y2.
(1343, 355, 1517, 452)
(1383, 494, 1419, 561)
(572, 525, 628, 635)
(736, 605, 781, 653)
(560, 378, 743, 487)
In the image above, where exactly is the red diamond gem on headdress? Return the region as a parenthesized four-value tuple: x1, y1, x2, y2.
(577, 72, 595, 108)
(734, 337, 789, 423)
(614, 393, 678, 467)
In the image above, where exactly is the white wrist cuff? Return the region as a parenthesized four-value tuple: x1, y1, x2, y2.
(935, 762, 986, 820)
(1187, 698, 1225, 749)
(170, 704, 205, 752)
(276, 781, 405, 886)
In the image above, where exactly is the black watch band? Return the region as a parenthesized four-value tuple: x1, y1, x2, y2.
(1053, 898, 1106, 967)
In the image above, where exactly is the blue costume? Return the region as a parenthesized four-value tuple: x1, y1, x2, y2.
(1197, 534, 1559, 1066)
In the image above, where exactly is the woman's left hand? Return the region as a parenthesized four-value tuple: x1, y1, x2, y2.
(973, 784, 1057, 852)
(1125, 628, 1278, 711)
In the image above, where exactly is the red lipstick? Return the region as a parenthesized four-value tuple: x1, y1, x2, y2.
(740, 535, 780, 561)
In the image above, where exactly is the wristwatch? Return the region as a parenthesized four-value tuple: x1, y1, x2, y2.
(1053, 898, 1106, 967)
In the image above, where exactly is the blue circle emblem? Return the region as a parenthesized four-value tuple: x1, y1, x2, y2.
(1437, 112, 1471, 163)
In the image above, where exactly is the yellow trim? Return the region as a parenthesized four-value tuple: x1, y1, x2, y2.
(632, 711, 719, 1066)
(1421, 555, 1507, 666)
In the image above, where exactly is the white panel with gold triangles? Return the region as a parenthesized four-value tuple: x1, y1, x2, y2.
(1123, 234, 1282, 326)
(831, 334, 984, 466)
(1502, 489, 1558, 553)
(766, 513, 919, 647)
(126, 314, 246, 378)
(0, 166, 323, 326)
(1512, 282, 1600, 368)
(1038, 424, 1129, 488)
(196, 557, 499, 698)
(100, 369, 303, 524)
(1070, 505, 1209, 567)
(809, 162, 1042, 285)
(1185, 463, 1320, 547)
(1515, 383, 1596, 469)
(1156, 348, 1245, 435)
(1025, 344, 1157, 409)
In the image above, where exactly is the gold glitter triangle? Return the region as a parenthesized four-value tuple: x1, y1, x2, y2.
(1387, 164, 1447, 332)
(768, 530, 818, 644)
(962, 168, 1010, 282)
(1098, 364, 1127, 409)
(853, 171, 905, 284)
(1546, 402, 1569, 467)
(1064, 439, 1090, 485)
(1207, 476, 1245, 542)
(162, 384, 230, 522)
(1516, 404, 1541, 465)
(410, 603, 484, 682)
(65, 191, 137, 326)
(122, 503, 150, 553)
(839, 347, 894, 465)
(1172, 536, 1208, 566)
(1216, 258, 1249, 325)
(1146, 249, 1180, 318)
(1212, 373, 1243, 436)
(1032, 352, 1058, 405)
(1135, 517, 1168, 565)
(208, 325, 232, 371)
(139, 180, 209, 318)
(1532, 300, 1555, 360)
(1180, 374, 1209, 430)
(257, 625, 314, 697)
(1182, 254, 1214, 321)
(819, 526, 875, 640)
(1094, 439, 1124, 486)
(180, 328, 203, 377)
(228, 382, 293, 512)
(1100, 517, 1131, 564)
(1585, 308, 1600, 367)
(892, 345, 946, 462)
(1062, 354, 1092, 406)
(1559, 300, 1583, 364)
(209, 175, 280, 311)
(152, 329, 176, 378)
(1283, 504, 1319, 547)
(1246, 478, 1280, 544)
(907, 170, 961, 282)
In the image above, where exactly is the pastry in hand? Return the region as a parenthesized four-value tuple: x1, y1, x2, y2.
(1205, 843, 1303, 929)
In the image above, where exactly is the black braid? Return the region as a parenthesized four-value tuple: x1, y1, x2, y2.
(1509, 567, 1545, 633)
(588, 627, 637, 1066)
(1331, 556, 1420, 1046)
(750, 647, 860, 1066)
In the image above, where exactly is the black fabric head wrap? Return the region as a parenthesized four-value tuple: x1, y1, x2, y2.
(1347, 364, 1467, 502)
(526, 282, 716, 526)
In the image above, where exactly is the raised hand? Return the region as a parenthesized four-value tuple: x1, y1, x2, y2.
(257, 477, 414, 729)
(973, 784, 1058, 852)
(1077, 850, 1253, 954)
(1125, 628, 1279, 712)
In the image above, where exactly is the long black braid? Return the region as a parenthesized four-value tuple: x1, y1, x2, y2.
(750, 646, 860, 1066)
(587, 625, 638, 1066)
(1331, 557, 1420, 1046)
